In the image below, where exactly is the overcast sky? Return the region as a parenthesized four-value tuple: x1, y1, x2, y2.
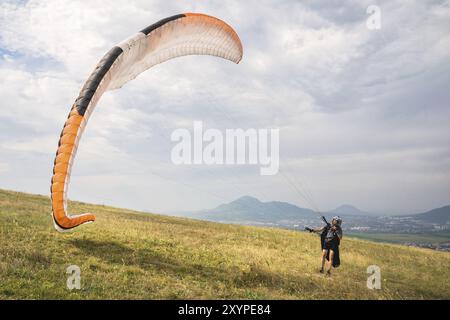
(1, 0, 449, 215)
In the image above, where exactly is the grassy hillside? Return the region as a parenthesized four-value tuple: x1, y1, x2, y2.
(0, 189, 449, 299)
(348, 231, 450, 245)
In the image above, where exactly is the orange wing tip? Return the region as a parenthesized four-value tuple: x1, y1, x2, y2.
(53, 213, 96, 233)
(183, 12, 243, 59)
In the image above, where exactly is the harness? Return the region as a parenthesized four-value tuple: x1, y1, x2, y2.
(321, 225, 341, 247)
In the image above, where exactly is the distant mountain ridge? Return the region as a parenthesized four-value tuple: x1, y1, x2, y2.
(190, 196, 317, 222)
(329, 204, 368, 216)
(413, 206, 450, 224)
(185, 196, 371, 223)
(182, 196, 450, 227)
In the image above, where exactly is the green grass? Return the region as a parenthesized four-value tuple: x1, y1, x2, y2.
(1, 189, 449, 299)
(348, 232, 450, 244)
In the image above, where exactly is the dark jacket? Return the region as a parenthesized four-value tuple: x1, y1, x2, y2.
(320, 225, 341, 268)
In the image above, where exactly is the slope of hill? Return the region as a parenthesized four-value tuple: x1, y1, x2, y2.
(0, 189, 449, 299)
(413, 205, 450, 224)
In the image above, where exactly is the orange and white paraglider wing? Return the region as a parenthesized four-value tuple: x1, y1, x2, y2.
(51, 13, 243, 232)
(109, 13, 243, 90)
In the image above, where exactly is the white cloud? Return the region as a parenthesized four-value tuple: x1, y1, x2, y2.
(0, 162, 9, 174)
(0, 0, 449, 214)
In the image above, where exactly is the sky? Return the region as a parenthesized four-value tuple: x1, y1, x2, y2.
(0, 0, 449, 215)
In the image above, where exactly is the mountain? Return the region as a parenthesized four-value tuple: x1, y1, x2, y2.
(185, 197, 377, 225)
(187, 195, 316, 223)
(182, 196, 450, 233)
(328, 204, 367, 216)
(412, 205, 450, 224)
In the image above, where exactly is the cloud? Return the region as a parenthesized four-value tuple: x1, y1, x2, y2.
(0, 162, 9, 174)
(0, 0, 449, 214)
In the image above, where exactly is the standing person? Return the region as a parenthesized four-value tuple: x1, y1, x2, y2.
(306, 216, 343, 276)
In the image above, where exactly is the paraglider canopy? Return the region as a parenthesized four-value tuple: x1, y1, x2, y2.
(50, 13, 243, 232)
